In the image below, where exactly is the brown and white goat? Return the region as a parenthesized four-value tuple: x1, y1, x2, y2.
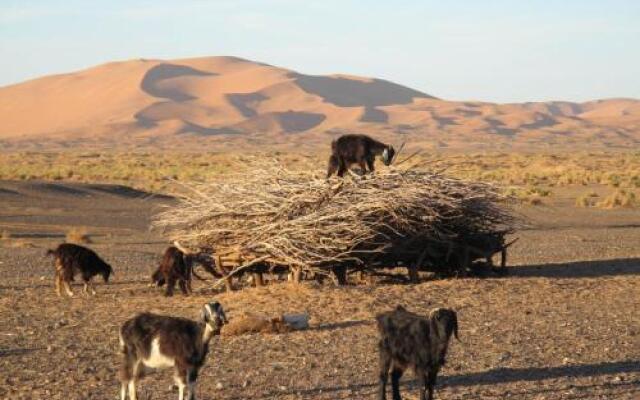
(119, 302, 228, 400)
(46, 243, 112, 297)
(376, 305, 459, 400)
(327, 134, 395, 177)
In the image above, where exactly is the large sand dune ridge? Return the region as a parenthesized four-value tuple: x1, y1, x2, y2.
(0, 56, 638, 150)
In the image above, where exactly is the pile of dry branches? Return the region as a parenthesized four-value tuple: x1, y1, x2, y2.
(153, 165, 516, 275)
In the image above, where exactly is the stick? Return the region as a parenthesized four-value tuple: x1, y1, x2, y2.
(211, 256, 270, 290)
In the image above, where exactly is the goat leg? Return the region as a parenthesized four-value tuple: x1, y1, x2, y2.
(166, 277, 176, 297)
(55, 273, 62, 297)
(337, 159, 348, 177)
(331, 265, 347, 285)
(378, 351, 391, 400)
(186, 368, 198, 400)
(63, 280, 74, 297)
(426, 369, 438, 400)
(326, 155, 339, 178)
(417, 368, 428, 400)
(120, 381, 127, 400)
(367, 156, 375, 173)
(179, 279, 189, 296)
(391, 368, 403, 400)
(358, 160, 368, 175)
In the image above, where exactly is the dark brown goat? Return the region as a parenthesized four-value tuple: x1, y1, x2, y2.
(376, 305, 459, 400)
(447, 233, 519, 274)
(151, 246, 193, 296)
(327, 134, 395, 177)
(46, 243, 112, 297)
(152, 246, 222, 296)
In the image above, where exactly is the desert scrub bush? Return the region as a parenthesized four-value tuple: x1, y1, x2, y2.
(596, 190, 638, 209)
(503, 186, 550, 205)
(8, 239, 35, 248)
(575, 191, 599, 207)
(605, 174, 622, 188)
(526, 186, 551, 197)
(65, 227, 92, 244)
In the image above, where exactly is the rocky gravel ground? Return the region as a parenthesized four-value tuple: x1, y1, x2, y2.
(0, 181, 639, 399)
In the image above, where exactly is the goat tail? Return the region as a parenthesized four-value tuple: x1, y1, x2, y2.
(46, 248, 56, 257)
(453, 314, 461, 342)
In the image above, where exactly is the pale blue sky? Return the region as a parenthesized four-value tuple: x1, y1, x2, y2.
(1, 0, 638, 102)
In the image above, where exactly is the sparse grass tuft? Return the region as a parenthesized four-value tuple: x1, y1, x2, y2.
(596, 190, 637, 209)
(8, 239, 35, 248)
(65, 227, 92, 244)
(504, 186, 550, 205)
(575, 191, 599, 207)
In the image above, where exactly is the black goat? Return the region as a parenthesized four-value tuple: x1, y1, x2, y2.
(327, 134, 395, 177)
(46, 243, 112, 297)
(119, 302, 228, 400)
(376, 305, 459, 400)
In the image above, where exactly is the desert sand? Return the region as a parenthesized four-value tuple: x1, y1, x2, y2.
(0, 56, 639, 151)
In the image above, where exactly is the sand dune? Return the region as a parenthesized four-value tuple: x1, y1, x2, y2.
(0, 56, 638, 150)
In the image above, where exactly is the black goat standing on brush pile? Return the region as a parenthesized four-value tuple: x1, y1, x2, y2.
(119, 301, 228, 400)
(327, 134, 396, 177)
(46, 243, 112, 297)
(376, 305, 459, 400)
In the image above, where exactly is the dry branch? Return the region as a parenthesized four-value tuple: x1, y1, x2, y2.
(153, 164, 517, 275)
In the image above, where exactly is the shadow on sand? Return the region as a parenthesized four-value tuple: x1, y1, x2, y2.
(508, 258, 640, 279)
(236, 360, 640, 399)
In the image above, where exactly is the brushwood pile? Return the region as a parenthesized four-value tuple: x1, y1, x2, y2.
(153, 166, 517, 278)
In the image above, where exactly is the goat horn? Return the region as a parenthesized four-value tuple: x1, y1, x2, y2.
(173, 240, 192, 254)
(392, 140, 406, 163)
(394, 149, 423, 166)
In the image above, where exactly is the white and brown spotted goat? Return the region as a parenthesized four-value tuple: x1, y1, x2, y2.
(119, 302, 228, 400)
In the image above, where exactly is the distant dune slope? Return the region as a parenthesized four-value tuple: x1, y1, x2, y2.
(0, 56, 638, 150)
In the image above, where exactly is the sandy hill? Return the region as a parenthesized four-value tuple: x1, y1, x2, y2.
(0, 56, 638, 151)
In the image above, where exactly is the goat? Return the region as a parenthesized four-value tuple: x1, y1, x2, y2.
(46, 243, 112, 297)
(327, 134, 395, 177)
(119, 301, 228, 400)
(151, 246, 197, 296)
(376, 305, 459, 400)
(447, 233, 519, 273)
